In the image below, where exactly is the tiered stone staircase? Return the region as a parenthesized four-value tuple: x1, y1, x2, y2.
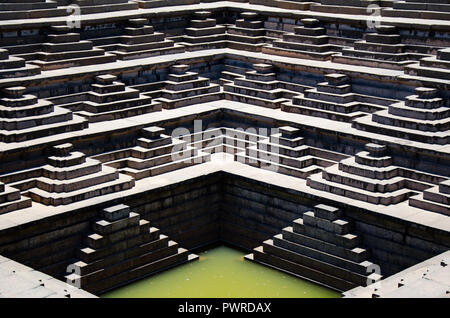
(29, 26, 116, 71)
(180, 11, 227, 51)
(96, 126, 211, 180)
(0, 181, 31, 215)
(65, 204, 197, 294)
(353, 87, 450, 145)
(262, 18, 341, 61)
(28, 143, 135, 206)
(307, 143, 422, 205)
(156, 64, 221, 109)
(60, 74, 162, 123)
(0, 48, 40, 79)
(236, 126, 339, 178)
(101, 18, 184, 60)
(332, 26, 429, 70)
(224, 63, 288, 109)
(246, 204, 382, 292)
(282, 73, 369, 122)
(0, 86, 88, 143)
(226, 12, 267, 52)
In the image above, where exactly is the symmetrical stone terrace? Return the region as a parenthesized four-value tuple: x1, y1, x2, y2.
(226, 12, 267, 52)
(332, 26, 431, 71)
(282, 73, 391, 122)
(0, 48, 40, 79)
(353, 87, 450, 145)
(224, 63, 289, 109)
(0, 86, 87, 143)
(93, 18, 184, 60)
(262, 19, 342, 61)
(93, 126, 211, 180)
(179, 11, 227, 51)
(65, 204, 197, 294)
(307, 143, 445, 206)
(56, 74, 162, 123)
(28, 26, 116, 71)
(26, 143, 135, 206)
(247, 204, 382, 292)
(235, 125, 344, 179)
(155, 64, 221, 109)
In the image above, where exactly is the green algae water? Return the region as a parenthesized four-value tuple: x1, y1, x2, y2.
(102, 246, 339, 298)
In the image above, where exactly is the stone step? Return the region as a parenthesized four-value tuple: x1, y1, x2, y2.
(42, 158, 101, 181)
(161, 83, 220, 101)
(354, 151, 393, 168)
(249, 246, 356, 292)
(157, 91, 222, 109)
(79, 101, 162, 123)
(35, 167, 119, 194)
(28, 173, 134, 206)
(303, 211, 352, 235)
(409, 193, 450, 217)
(257, 140, 310, 157)
(314, 204, 343, 221)
(281, 101, 365, 123)
(126, 147, 198, 170)
(93, 212, 140, 235)
(423, 187, 450, 206)
(120, 152, 210, 180)
(102, 204, 130, 222)
(0, 106, 71, 131)
(235, 152, 323, 179)
(0, 113, 87, 143)
(388, 102, 450, 121)
(262, 46, 336, 61)
(185, 26, 226, 37)
(113, 44, 184, 60)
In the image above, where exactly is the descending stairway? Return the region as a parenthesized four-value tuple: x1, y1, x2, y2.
(246, 204, 382, 292)
(65, 204, 198, 294)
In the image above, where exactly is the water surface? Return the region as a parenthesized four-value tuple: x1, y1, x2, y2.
(102, 245, 340, 298)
